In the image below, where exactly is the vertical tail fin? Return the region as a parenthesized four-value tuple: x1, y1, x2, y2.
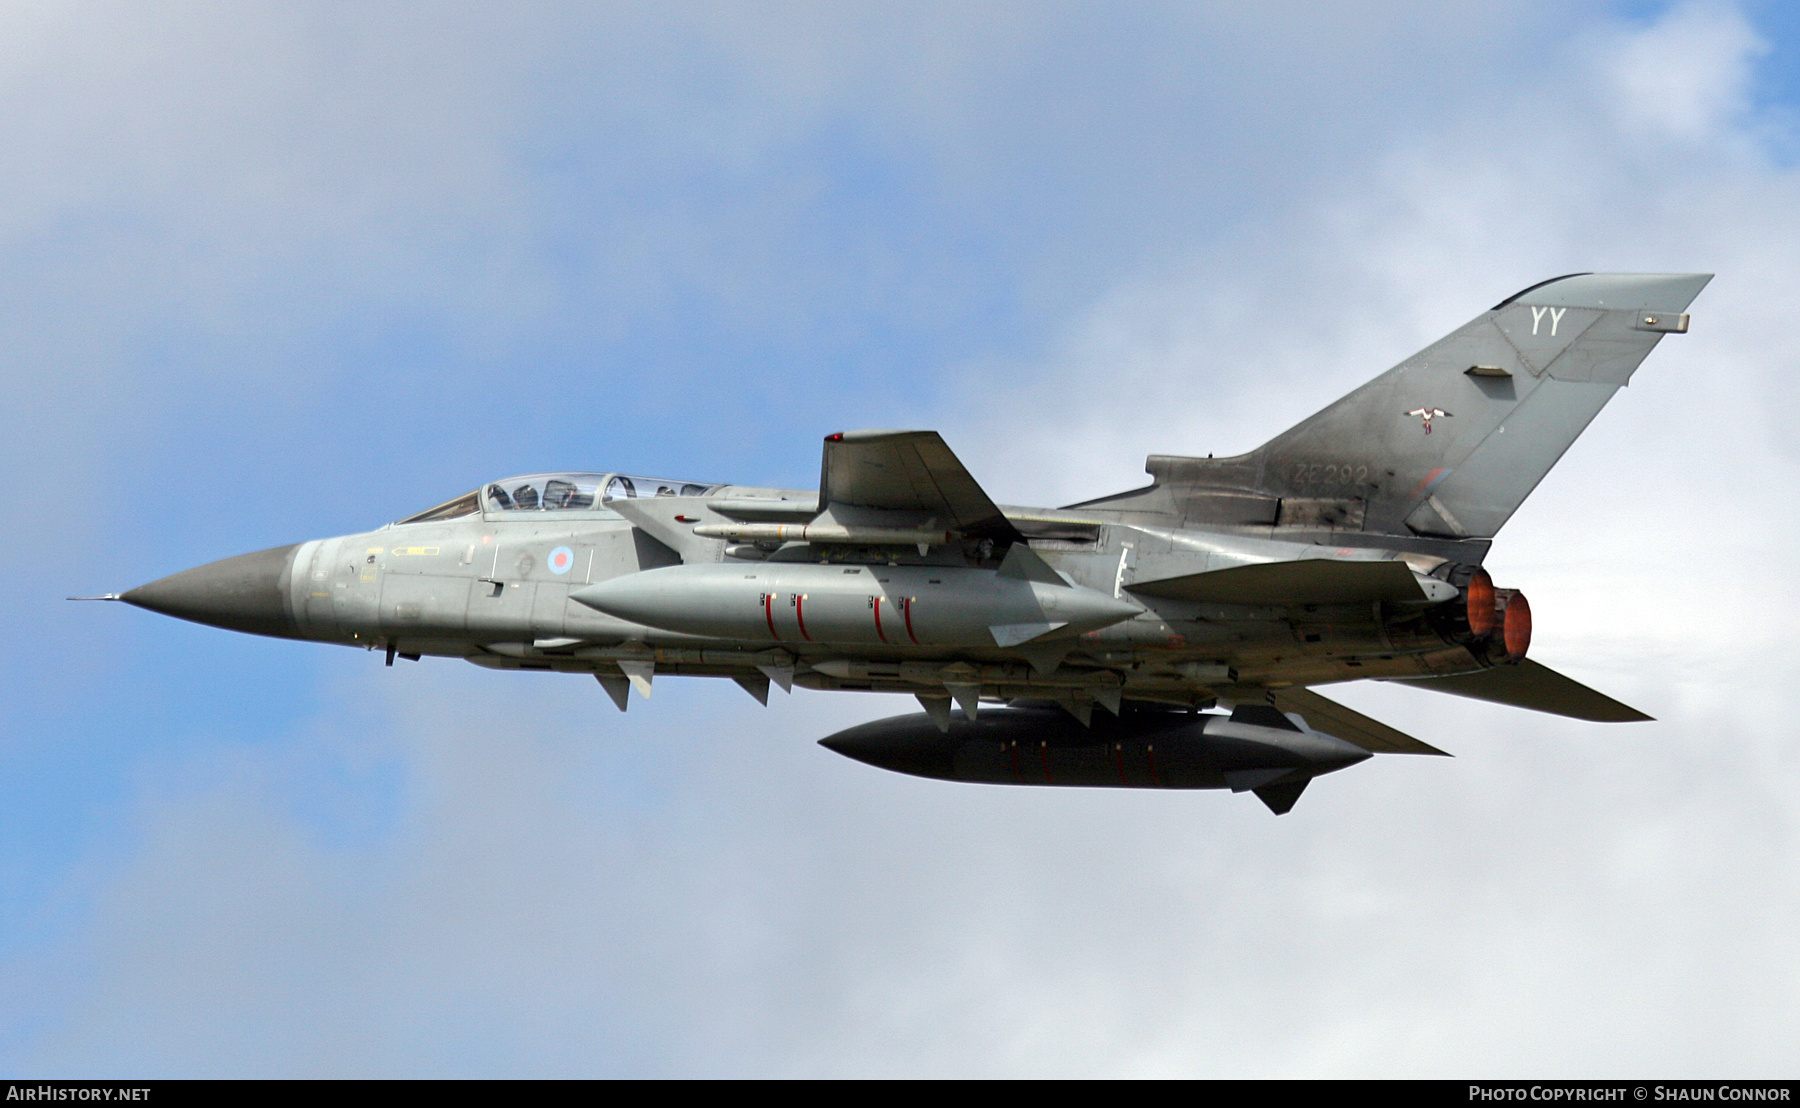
(1101, 274, 1711, 540)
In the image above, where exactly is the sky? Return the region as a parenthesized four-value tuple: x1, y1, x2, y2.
(2, 0, 1798, 1077)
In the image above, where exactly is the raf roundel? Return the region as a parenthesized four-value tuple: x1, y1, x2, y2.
(548, 546, 575, 575)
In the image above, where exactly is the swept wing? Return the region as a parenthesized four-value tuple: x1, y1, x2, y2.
(820, 430, 1022, 541)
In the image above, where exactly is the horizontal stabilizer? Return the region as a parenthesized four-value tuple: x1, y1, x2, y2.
(1268, 687, 1451, 756)
(1386, 659, 1651, 722)
(1130, 558, 1441, 605)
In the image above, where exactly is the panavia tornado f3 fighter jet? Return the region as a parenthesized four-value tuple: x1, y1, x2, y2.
(98, 272, 1710, 814)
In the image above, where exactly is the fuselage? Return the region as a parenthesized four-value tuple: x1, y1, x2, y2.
(124, 468, 1500, 712)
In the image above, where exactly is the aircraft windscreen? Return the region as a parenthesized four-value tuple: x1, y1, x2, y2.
(482, 473, 715, 513)
(396, 489, 481, 525)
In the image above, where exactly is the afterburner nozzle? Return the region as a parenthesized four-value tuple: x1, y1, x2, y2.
(1500, 589, 1531, 660)
(1466, 568, 1496, 636)
(1441, 566, 1530, 665)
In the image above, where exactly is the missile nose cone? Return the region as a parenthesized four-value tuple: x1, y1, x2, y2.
(1029, 582, 1143, 633)
(1073, 591, 1147, 624)
(820, 717, 958, 780)
(122, 544, 302, 639)
(1311, 734, 1374, 774)
(569, 575, 642, 619)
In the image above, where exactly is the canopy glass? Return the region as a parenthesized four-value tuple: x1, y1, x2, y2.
(398, 472, 718, 524)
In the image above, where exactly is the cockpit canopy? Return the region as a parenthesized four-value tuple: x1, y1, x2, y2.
(396, 472, 718, 524)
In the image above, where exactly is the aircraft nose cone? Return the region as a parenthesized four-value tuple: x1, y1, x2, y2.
(122, 544, 303, 639)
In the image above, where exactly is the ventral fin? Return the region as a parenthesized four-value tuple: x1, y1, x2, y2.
(1016, 641, 1073, 675)
(595, 673, 630, 712)
(916, 694, 953, 733)
(756, 664, 794, 693)
(943, 682, 981, 722)
(733, 674, 771, 705)
(617, 659, 654, 697)
(1093, 686, 1122, 716)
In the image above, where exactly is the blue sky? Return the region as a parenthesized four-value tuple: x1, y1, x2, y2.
(4, 0, 1799, 1076)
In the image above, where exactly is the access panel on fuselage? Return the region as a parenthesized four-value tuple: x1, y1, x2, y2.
(378, 528, 473, 635)
(333, 537, 385, 637)
(463, 524, 646, 641)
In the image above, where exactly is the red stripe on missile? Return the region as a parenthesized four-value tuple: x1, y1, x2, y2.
(903, 597, 920, 644)
(765, 594, 779, 641)
(795, 594, 811, 641)
(873, 596, 889, 643)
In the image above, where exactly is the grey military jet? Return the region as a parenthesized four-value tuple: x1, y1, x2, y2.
(99, 272, 1710, 814)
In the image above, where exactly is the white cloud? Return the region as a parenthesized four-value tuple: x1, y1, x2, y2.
(1599, 2, 1766, 143)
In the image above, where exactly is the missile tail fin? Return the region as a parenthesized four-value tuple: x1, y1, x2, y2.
(595, 673, 630, 712)
(733, 674, 771, 705)
(1253, 778, 1309, 815)
(617, 660, 654, 697)
(915, 694, 953, 733)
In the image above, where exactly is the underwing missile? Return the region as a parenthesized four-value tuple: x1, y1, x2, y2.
(570, 561, 1142, 648)
(819, 703, 1372, 813)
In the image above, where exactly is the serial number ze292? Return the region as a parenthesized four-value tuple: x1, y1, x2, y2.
(1291, 462, 1370, 486)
